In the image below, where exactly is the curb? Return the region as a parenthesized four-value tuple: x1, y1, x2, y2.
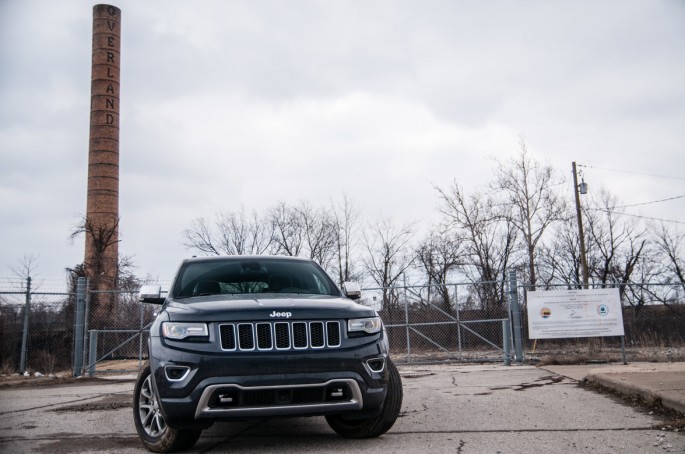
(588, 373, 685, 416)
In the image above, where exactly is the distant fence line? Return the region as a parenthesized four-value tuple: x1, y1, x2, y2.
(1, 275, 683, 376)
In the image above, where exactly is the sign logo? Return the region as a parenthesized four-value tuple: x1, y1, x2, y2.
(540, 307, 552, 319)
(597, 304, 609, 316)
(269, 311, 292, 318)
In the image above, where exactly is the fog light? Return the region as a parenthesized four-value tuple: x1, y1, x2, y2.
(366, 358, 385, 373)
(164, 365, 190, 381)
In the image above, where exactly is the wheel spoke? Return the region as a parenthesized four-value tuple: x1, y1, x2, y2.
(152, 412, 165, 436)
(142, 409, 154, 426)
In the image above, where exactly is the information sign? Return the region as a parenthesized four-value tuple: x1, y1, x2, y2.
(527, 288, 624, 339)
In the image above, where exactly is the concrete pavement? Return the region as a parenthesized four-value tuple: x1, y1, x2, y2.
(3, 363, 684, 453)
(541, 362, 685, 416)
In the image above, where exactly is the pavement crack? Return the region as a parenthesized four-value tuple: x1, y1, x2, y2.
(513, 375, 567, 391)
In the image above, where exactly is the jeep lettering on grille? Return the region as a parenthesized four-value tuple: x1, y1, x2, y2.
(270, 311, 292, 318)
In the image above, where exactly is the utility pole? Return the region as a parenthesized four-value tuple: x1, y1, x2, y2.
(572, 162, 589, 288)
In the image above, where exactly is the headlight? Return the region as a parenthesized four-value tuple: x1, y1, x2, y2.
(162, 322, 208, 340)
(348, 317, 382, 334)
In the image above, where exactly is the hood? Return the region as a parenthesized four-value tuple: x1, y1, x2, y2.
(163, 294, 376, 322)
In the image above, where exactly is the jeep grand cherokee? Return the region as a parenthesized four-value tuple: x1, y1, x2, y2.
(133, 256, 402, 452)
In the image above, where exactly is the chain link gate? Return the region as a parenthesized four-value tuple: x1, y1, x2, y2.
(362, 281, 515, 364)
(72, 277, 156, 376)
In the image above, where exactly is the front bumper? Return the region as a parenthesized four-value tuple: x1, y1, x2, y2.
(149, 338, 389, 428)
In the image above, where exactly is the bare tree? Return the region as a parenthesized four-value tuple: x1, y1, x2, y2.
(267, 201, 338, 266)
(269, 201, 305, 257)
(653, 222, 685, 291)
(183, 217, 221, 255)
(70, 216, 120, 290)
(436, 182, 516, 310)
(491, 140, 567, 289)
(537, 217, 584, 288)
(584, 189, 648, 300)
(623, 222, 684, 307)
(9, 254, 41, 290)
(362, 217, 415, 311)
(330, 195, 363, 286)
(295, 202, 338, 269)
(183, 208, 274, 256)
(416, 231, 464, 312)
(184, 201, 340, 275)
(69, 216, 132, 325)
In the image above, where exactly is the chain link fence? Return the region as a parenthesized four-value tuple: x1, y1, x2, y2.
(2, 276, 683, 377)
(0, 280, 75, 376)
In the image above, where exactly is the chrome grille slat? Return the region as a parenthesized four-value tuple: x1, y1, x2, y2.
(275, 322, 290, 349)
(256, 323, 273, 350)
(220, 321, 341, 351)
(292, 322, 307, 349)
(310, 322, 324, 348)
(327, 321, 341, 347)
(238, 324, 255, 350)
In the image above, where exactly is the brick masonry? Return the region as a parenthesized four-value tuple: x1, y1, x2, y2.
(85, 4, 121, 289)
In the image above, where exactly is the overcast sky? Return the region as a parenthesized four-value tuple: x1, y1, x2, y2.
(1, 0, 684, 289)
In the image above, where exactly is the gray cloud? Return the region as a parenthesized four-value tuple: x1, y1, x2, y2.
(1, 0, 683, 286)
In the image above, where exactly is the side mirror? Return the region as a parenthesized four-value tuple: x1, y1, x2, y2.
(342, 282, 362, 300)
(139, 284, 165, 305)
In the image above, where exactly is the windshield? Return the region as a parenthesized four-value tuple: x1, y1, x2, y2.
(171, 257, 341, 298)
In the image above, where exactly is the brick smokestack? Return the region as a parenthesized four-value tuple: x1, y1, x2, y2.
(85, 4, 121, 290)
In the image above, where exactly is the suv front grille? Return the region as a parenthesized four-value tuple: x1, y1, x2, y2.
(219, 321, 342, 351)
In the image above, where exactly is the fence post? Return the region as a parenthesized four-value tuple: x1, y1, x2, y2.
(139, 295, 144, 370)
(454, 284, 463, 359)
(19, 276, 32, 373)
(73, 277, 86, 377)
(83, 279, 90, 373)
(508, 271, 524, 363)
(88, 330, 98, 377)
(403, 283, 411, 363)
(502, 320, 512, 366)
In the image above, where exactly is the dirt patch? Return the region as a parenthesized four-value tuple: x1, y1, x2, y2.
(0, 375, 117, 389)
(50, 393, 132, 412)
(0, 359, 142, 389)
(36, 436, 141, 453)
(530, 346, 685, 366)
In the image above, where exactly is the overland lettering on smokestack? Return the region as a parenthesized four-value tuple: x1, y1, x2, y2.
(85, 4, 121, 291)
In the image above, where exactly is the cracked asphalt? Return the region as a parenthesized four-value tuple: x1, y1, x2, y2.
(0, 364, 683, 453)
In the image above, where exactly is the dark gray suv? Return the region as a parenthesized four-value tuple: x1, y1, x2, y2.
(133, 256, 403, 452)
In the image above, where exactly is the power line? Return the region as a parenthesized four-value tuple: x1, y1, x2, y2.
(613, 194, 685, 209)
(587, 208, 685, 225)
(578, 164, 685, 181)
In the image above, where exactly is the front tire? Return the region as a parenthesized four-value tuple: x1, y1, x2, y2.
(326, 359, 403, 438)
(133, 364, 202, 453)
